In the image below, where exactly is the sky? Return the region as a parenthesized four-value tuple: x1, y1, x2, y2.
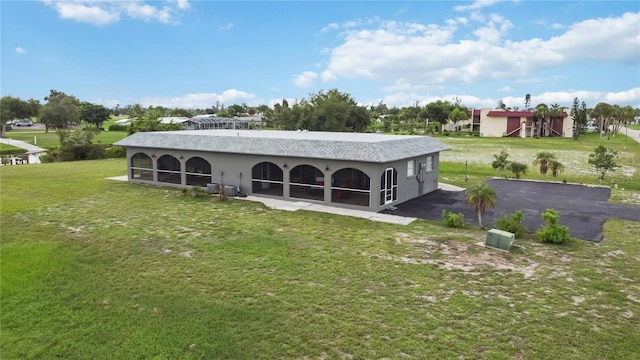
(1, 0, 639, 111)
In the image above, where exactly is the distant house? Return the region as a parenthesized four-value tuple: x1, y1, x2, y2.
(115, 118, 132, 125)
(474, 109, 574, 137)
(158, 117, 189, 125)
(184, 116, 253, 130)
(115, 130, 450, 212)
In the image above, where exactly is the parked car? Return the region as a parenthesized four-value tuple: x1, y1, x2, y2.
(15, 119, 34, 127)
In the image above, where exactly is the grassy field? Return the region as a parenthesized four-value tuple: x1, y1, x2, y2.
(436, 132, 640, 193)
(2, 159, 640, 359)
(5, 129, 128, 149)
(0, 143, 27, 155)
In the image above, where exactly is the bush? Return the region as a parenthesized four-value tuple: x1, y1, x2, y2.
(442, 210, 465, 228)
(508, 162, 528, 179)
(536, 209, 570, 244)
(108, 123, 129, 132)
(494, 210, 528, 238)
(105, 146, 126, 158)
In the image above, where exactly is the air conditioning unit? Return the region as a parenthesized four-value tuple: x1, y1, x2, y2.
(486, 229, 514, 251)
(223, 185, 238, 197)
(206, 183, 220, 194)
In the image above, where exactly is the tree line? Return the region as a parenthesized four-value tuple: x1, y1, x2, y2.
(2, 89, 639, 138)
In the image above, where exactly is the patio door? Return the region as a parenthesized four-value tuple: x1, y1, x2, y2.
(380, 167, 397, 205)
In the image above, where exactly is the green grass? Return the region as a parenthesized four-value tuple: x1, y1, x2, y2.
(437, 132, 640, 191)
(0, 143, 27, 155)
(1, 160, 639, 359)
(627, 124, 640, 130)
(5, 130, 128, 149)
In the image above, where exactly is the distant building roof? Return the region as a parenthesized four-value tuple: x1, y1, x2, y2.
(158, 117, 190, 124)
(115, 129, 450, 163)
(487, 110, 534, 117)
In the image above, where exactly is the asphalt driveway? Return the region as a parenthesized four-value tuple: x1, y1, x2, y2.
(385, 179, 640, 242)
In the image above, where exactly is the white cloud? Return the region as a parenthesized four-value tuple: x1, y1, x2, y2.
(139, 89, 260, 109)
(363, 87, 639, 110)
(218, 22, 234, 32)
(41, 0, 190, 26)
(15, 47, 27, 54)
(292, 71, 319, 88)
(454, 0, 505, 12)
(498, 86, 512, 92)
(321, 19, 363, 33)
(319, 12, 640, 90)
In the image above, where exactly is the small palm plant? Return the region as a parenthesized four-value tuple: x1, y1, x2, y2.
(533, 151, 556, 175)
(465, 183, 497, 229)
(548, 159, 565, 177)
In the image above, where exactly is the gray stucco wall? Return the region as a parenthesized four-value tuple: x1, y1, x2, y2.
(124, 147, 442, 212)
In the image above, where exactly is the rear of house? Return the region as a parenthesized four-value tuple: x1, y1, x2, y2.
(116, 130, 450, 212)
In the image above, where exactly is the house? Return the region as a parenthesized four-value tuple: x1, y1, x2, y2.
(158, 117, 190, 125)
(184, 116, 253, 130)
(114, 130, 450, 212)
(474, 109, 574, 138)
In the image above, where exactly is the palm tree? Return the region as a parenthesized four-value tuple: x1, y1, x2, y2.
(533, 103, 549, 137)
(548, 159, 565, 177)
(592, 102, 613, 139)
(465, 183, 497, 229)
(524, 93, 531, 110)
(533, 151, 556, 175)
(548, 103, 563, 136)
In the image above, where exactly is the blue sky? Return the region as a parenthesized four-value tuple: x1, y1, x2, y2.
(2, 0, 639, 110)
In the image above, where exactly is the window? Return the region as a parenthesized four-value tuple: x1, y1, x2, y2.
(407, 160, 415, 177)
(426, 156, 433, 172)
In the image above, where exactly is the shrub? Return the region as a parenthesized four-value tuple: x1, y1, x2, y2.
(108, 123, 129, 132)
(494, 210, 528, 238)
(508, 162, 528, 179)
(441, 209, 465, 228)
(105, 146, 126, 158)
(536, 208, 570, 244)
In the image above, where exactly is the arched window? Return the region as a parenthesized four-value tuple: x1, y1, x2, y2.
(185, 157, 212, 187)
(289, 165, 324, 201)
(130, 153, 153, 180)
(157, 155, 181, 184)
(379, 167, 398, 205)
(331, 168, 370, 207)
(251, 162, 283, 196)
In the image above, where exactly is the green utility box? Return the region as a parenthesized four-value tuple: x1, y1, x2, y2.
(486, 229, 515, 251)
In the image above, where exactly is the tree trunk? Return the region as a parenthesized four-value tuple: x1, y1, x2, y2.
(478, 213, 483, 228)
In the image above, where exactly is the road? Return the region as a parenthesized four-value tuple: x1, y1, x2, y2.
(620, 126, 640, 143)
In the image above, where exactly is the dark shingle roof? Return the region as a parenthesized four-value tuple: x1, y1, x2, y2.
(115, 130, 450, 163)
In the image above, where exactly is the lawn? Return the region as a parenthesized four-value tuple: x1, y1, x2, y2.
(5, 129, 128, 149)
(1, 160, 639, 359)
(0, 143, 27, 155)
(436, 132, 640, 193)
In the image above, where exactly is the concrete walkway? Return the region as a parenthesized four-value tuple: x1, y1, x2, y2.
(0, 137, 46, 153)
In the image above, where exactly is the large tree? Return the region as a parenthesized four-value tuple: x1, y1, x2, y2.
(570, 97, 588, 140)
(0, 96, 39, 137)
(424, 100, 455, 132)
(40, 90, 80, 133)
(591, 102, 613, 139)
(548, 103, 564, 136)
(533, 103, 549, 137)
(448, 106, 469, 132)
(309, 89, 370, 132)
(79, 102, 111, 129)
